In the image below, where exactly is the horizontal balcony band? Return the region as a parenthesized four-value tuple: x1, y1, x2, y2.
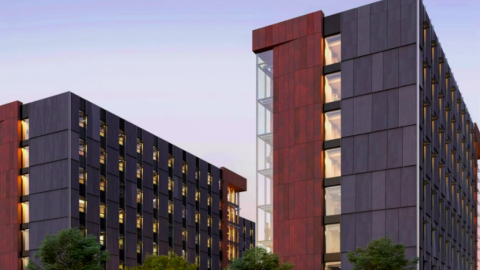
(324, 101, 341, 112)
(324, 215, 341, 225)
(20, 195, 29, 203)
(324, 177, 341, 187)
(20, 251, 29, 258)
(20, 168, 29, 175)
(324, 253, 341, 262)
(20, 223, 29, 230)
(323, 63, 341, 75)
(324, 139, 341, 150)
(20, 140, 29, 147)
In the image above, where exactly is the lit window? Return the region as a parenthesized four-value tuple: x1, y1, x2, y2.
(153, 147, 159, 161)
(153, 197, 158, 209)
(168, 155, 174, 168)
(208, 196, 212, 206)
(182, 184, 187, 196)
(208, 216, 212, 227)
(137, 214, 142, 229)
(196, 190, 200, 201)
(219, 221, 222, 230)
(100, 121, 106, 137)
(119, 236, 125, 249)
(100, 148, 106, 164)
(168, 177, 173, 191)
(208, 237, 211, 248)
(153, 172, 159, 185)
(100, 232, 106, 246)
(100, 204, 106, 218)
(325, 110, 341, 140)
(325, 72, 341, 103)
(153, 220, 159, 233)
(325, 262, 341, 270)
(137, 189, 143, 204)
(22, 202, 29, 223)
(168, 201, 173, 214)
(325, 34, 341, 65)
(100, 177, 106, 191)
(79, 111, 87, 128)
(79, 140, 86, 156)
(325, 186, 341, 215)
(325, 148, 341, 178)
(119, 209, 125, 224)
(137, 242, 142, 254)
(79, 168, 86, 184)
(79, 198, 86, 213)
(137, 139, 143, 154)
(137, 164, 142, 179)
(182, 207, 186, 219)
(119, 157, 125, 171)
(196, 212, 200, 223)
(183, 229, 187, 241)
(22, 119, 29, 140)
(195, 169, 200, 179)
(119, 131, 125, 145)
(22, 174, 29, 196)
(325, 224, 340, 253)
(182, 162, 188, 174)
(208, 174, 212, 185)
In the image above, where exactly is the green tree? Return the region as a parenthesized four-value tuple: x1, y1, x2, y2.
(27, 228, 108, 270)
(346, 237, 418, 270)
(128, 252, 198, 270)
(226, 246, 294, 270)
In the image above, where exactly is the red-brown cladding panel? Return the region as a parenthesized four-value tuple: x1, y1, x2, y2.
(220, 167, 247, 192)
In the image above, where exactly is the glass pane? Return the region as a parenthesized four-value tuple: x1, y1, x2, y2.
(22, 174, 29, 196)
(22, 202, 29, 223)
(257, 103, 273, 135)
(22, 146, 29, 168)
(325, 148, 341, 178)
(257, 50, 274, 100)
(325, 34, 341, 65)
(22, 229, 29, 251)
(325, 72, 341, 103)
(22, 119, 29, 140)
(325, 110, 341, 140)
(325, 224, 340, 253)
(325, 262, 341, 270)
(325, 186, 341, 215)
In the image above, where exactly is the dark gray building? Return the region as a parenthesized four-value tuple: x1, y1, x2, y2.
(0, 92, 254, 270)
(253, 0, 479, 269)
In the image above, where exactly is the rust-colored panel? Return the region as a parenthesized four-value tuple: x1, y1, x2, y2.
(278, 21, 286, 44)
(313, 103, 324, 142)
(285, 19, 293, 42)
(258, 27, 266, 49)
(294, 180, 306, 218)
(314, 11, 324, 33)
(306, 105, 314, 143)
(288, 183, 295, 219)
(221, 167, 247, 192)
(299, 15, 307, 37)
(475, 124, 480, 159)
(306, 143, 314, 180)
(313, 33, 324, 67)
(313, 65, 323, 104)
(306, 217, 314, 251)
(307, 35, 314, 68)
(294, 144, 307, 182)
(313, 216, 324, 254)
(287, 110, 295, 147)
(294, 106, 307, 145)
(265, 25, 273, 47)
(294, 37, 307, 71)
(272, 24, 279, 45)
(294, 69, 307, 108)
(292, 17, 300, 40)
(252, 29, 259, 52)
(288, 42, 295, 74)
(313, 179, 324, 217)
(313, 142, 323, 179)
(306, 13, 314, 36)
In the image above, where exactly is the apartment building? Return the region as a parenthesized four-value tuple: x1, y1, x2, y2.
(0, 92, 254, 270)
(253, 0, 479, 269)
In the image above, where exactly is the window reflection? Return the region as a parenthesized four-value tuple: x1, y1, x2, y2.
(325, 34, 341, 65)
(22, 119, 29, 140)
(325, 72, 341, 103)
(325, 224, 340, 253)
(325, 148, 341, 178)
(325, 186, 341, 215)
(325, 110, 341, 140)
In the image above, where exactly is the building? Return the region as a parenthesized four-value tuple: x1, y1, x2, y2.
(0, 92, 255, 270)
(253, 0, 479, 269)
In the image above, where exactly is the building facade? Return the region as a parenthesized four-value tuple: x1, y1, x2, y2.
(0, 92, 255, 270)
(253, 0, 479, 269)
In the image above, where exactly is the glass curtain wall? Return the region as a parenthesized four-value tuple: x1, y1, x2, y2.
(256, 50, 274, 252)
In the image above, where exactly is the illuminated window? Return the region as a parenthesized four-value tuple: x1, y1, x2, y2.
(100, 148, 106, 164)
(153, 220, 159, 233)
(100, 204, 106, 218)
(182, 184, 187, 196)
(168, 177, 174, 191)
(208, 174, 212, 185)
(196, 212, 200, 223)
(119, 236, 125, 249)
(22, 202, 29, 223)
(100, 177, 106, 191)
(208, 237, 211, 248)
(153, 147, 159, 161)
(100, 232, 106, 246)
(137, 242, 142, 254)
(208, 216, 212, 227)
(219, 180, 222, 190)
(325, 34, 341, 65)
(119, 157, 125, 171)
(153, 172, 159, 185)
(119, 209, 125, 224)
(79, 168, 86, 184)
(119, 131, 125, 145)
(137, 139, 143, 154)
(168, 201, 173, 214)
(182, 207, 186, 219)
(79, 140, 86, 156)
(22, 119, 29, 140)
(79, 198, 86, 213)
(182, 229, 187, 241)
(196, 190, 200, 201)
(325, 224, 340, 253)
(137, 214, 142, 229)
(325, 186, 341, 215)
(137, 189, 143, 204)
(79, 111, 87, 128)
(325, 148, 341, 178)
(153, 196, 159, 209)
(182, 162, 188, 174)
(325, 72, 341, 103)
(219, 221, 222, 230)
(208, 196, 212, 206)
(325, 110, 341, 140)
(137, 164, 142, 179)
(195, 169, 200, 179)
(22, 174, 29, 196)
(100, 121, 106, 137)
(168, 155, 174, 168)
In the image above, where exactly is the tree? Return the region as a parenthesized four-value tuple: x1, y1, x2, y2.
(27, 228, 109, 270)
(128, 252, 198, 270)
(346, 237, 418, 270)
(226, 246, 294, 270)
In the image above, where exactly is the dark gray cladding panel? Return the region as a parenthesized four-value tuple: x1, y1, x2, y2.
(385, 168, 401, 209)
(187, 181, 195, 206)
(126, 155, 137, 183)
(106, 254, 119, 270)
(107, 147, 119, 177)
(106, 111, 119, 150)
(29, 131, 69, 167)
(125, 121, 137, 157)
(211, 166, 219, 194)
(86, 139, 100, 170)
(143, 130, 154, 166)
(357, 9, 370, 57)
(158, 170, 169, 196)
(126, 181, 137, 208)
(387, 6, 401, 49)
(71, 183, 79, 220)
(71, 131, 79, 161)
(353, 95, 372, 135)
(341, 98, 354, 137)
(340, 213, 355, 252)
(187, 203, 195, 228)
(158, 138, 169, 172)
(87, 194, 100, 224)
(126, 232, 137, 259)
(387, 128, 403, 168)
(30, 189, 69, 222)
(372, 91, 388, 131)
(159, 217, 169, 242)
(341, 60, 354, 99)
(385, 208, 399, 242)
(372, 210, 386, 239)
(186, 153, 196, 184)
(71, 160, 79, 191)
(368, 131, 387, 171)
(387, 88, 399, 129)
(143, 163, 153, 191)
(71, 93, 79, 133)
(371, 52, 383, 92)
(355, 173, 372, 212)
(353, 55, 372, 96)
(212, 192, 219, 215)
(29, 92, 70, 139)
(29, 218, 69, 251)
(173, 146, 183, 177)
(341, 175, 355, 214)
(399, 44, 417, 86)
(143, 212, 153, 238)
(341, 9, 358, 61)
(143, 186, 153, 214)
(400, 166, 416, 207)
(86, 166, 100, 197)
(86, 102, 100, 142)
(107, 201, 119, 229)
(30, 160, 69, 194)
(353, 134, 369, 173)
(383, 49, 399, 90)
(143, 236, 153, 261)
(126, 206, 137, 233)
(355, 212, 372, 248)
(199, 160, 208, 189)
(401, 2, 416, 46)
(402, 125, 416, 167)
(107, 227, 119, 256)
(370, 10, 387, 54)
(341, 136, 354, 175)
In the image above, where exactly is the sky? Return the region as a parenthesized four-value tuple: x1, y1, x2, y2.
(0, 0, 478, 222)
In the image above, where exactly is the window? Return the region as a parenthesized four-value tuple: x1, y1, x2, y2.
(182, 161, 188, 174)
(182, 229, 187, 241)
(79, 140, 86, 156)
(325, 262, 341, 270)
(325, 224, 340, 253)
(100, 148, 106, 164)
(208, 216, 212, 227)
(325, 186, 341, 215)
(137, 164, 142, 179)
(100, 177, 106, 191)
(182, 184, 187, 196)
(168, 201, 173, 214)
(79, 111, 87, 128)
(137, 189, 143, 204)
(137, 214, 142, 229)
(153, 172, 159, 185)
(79, 168, 86, 184)
(137, 242, 142, 254)
(153, 197, 158, 209)
(153, 147, 159, 161)
(119, 236, 125, 249)
(325, 72, 341, 103)
(21, 146, 29, 168)
(100, 232, 106, 246)
(208, 196, 212, 206)
(153, 220, 159, 233)
(325, 148, 341, 178)
(100, 204, 106, 218)
(22, 174, 29, 196)
(168, 155, 174, 168)
(22, 202, 29, 223)
(325, 110, 341, 140)
(325, 34, 341, 65)
(119, 209, 125, 224)
(137, 139, 143, 154)
(22, 119, 29, 140)
(119, 184, 125, 198)
(196, 212, 200, 223)
(168, 177, 173, 191)
(208, 174, 212, 185)
(119, 131, 125, 145)
(100, 121, 106, 137)
(119, 157, 125, 171)
(79, 198, 86, 213)
(196, 190, 200, 201)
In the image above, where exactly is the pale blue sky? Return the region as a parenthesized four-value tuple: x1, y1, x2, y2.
(1, 0, 478, 222)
